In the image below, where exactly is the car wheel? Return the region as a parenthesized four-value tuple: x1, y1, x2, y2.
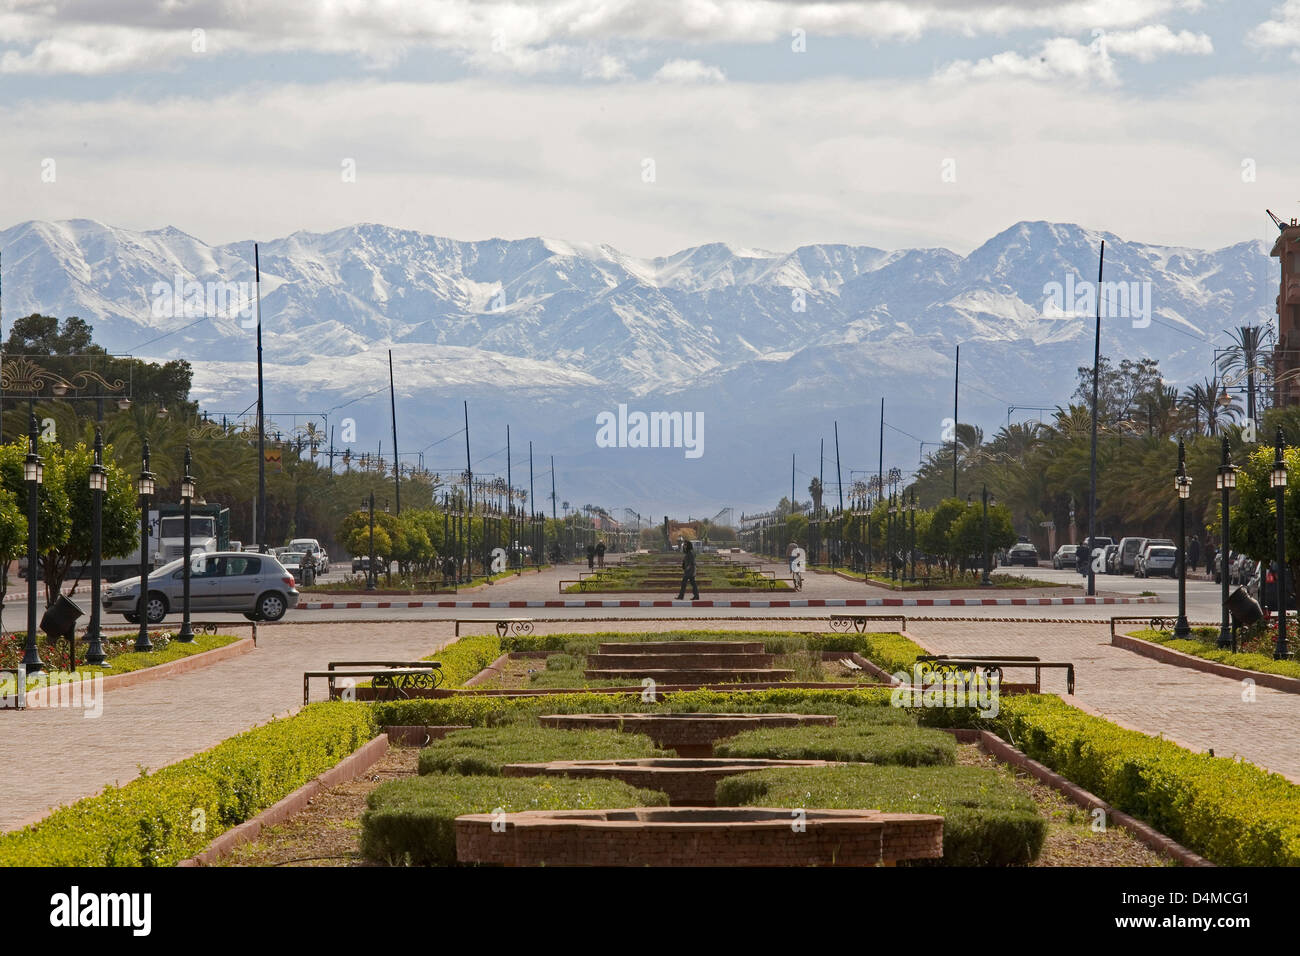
(145, 592, 168, 624)
(123, 612, 139, 624)
(256, 591, 287, 622)
(243, 612, 259, 622)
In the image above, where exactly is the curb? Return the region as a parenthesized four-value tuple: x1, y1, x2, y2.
(297, 596, 1159, 610)
(22, 637, 255, 706)
(971, 729, 1213, 867)
(178, 733, 391, 867)
(1112, 632, 1300, 695)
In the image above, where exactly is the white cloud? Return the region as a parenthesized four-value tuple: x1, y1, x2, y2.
(652, 58, 726, 82)
(1100, 24, 1212, 61)
(0, 0, 1207, 75)
(1249, 0, 1300, 59)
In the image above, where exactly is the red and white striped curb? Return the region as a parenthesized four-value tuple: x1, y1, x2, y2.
(297, 595, 1159, 610)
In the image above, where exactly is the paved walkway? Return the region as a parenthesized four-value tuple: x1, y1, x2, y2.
(0, 622, 451, 833)
(907, 620, 1300, 781)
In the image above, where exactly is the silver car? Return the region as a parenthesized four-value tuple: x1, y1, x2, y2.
(103, 551, 301, 623)
(1135, 545, 1177, 578)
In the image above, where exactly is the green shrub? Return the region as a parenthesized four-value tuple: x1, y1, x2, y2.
(715, 723, 956, 766)
(0, 703, 377, 867)
(545, 653, 580, 671)
(859, 632, 929, 674)
(417, 727, 667, 776)
(716, 764, 1045, 866)
(994, 694, 1300, 866)
(1129, 628, 1300, 681)
(360, 774, 668, 866)
(428, 635, 503, 687)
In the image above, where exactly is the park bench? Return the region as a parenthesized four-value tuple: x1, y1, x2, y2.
(913, 655, 1075, 695)
(453, 618, 536, 638)
(303, 663, 441, 704)
(828, 613, 909, 632)
(415, 579, 458, 593)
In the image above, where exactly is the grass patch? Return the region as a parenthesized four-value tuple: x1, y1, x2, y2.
(359, 774, 668, 866)
(716, 763, 1045, 866)
(715, 723, 956, 766)
(417, 726, 669, 776)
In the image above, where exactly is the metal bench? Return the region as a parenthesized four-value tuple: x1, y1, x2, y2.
(453, 618, 536, 638)
(828, 613, 908, 633)
(303, 665, 441, 704)
(913, 655, 1075, 695)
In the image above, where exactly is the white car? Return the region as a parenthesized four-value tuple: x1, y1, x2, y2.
(289, 538, 329, 574)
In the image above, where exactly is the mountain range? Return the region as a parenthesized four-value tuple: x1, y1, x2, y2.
(0, 217, 1280, 517)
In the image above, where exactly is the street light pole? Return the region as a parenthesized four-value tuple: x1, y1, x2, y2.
(1174, 438, 1191, 638)
(84, 417, 109, 667)
(21, 410, 44, 673)
(366, 492, 377, 591)
(981, 484, 992, 587)
(177, 445, 196, 643)
(1216, 436, 1236, 649)
(136, 439, 156, 652)
(1272, 428, 1289, 660)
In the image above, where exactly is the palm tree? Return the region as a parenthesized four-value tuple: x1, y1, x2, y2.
(1218, 325, 1267, 424)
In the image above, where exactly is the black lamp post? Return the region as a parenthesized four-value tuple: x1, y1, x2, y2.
(981, 484, 993, 587)
(365, 493, 377, 591)
(84, 425, 109, 667)
(1216, 436, 1236, 650)
(177, 445, 196, 643)
(1174, 438, 1191, 639)
(888, 492, 898, 581)
(909, 489, 918, 581)
(1272, 428, 1288, 660)
(135, 439, 156, 653)
(21, 412, 45, 674)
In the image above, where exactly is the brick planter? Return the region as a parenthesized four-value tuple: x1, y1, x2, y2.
(503, 757, 838, 805)
(454, 807, 943, 866)
(597, 641, 766, 655)
(538, 712, 837, 757)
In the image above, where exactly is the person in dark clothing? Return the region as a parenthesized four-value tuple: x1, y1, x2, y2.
(596, 540, 606, 568)
(586, 543, 596, 571)
(1205, 543, 1216, 577)
(676, 539, 700, 600)
(1076, 542, 1089, 575)
(1188, 535, 1201, 577)
(442, 555, 457, 587)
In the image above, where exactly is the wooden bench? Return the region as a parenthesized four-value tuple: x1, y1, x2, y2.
(453, 618, 536, 638)
(303, 665, 440, 704)
(914, 655, 1075, 695)
(828, 613, 908, 633)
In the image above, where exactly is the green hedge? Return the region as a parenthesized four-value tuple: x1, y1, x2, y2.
(360, 774, 668, 865)
(427, 635, 503, 687)
(1129, 628, 1300, 681)
(716, 764, 1045, 866)
(0, 703, 377, 867)
(715, 723, 956, 766)
(417, 727, 668, 776)
(858, 632, 929, 674)
(994, 694, 1300, 866)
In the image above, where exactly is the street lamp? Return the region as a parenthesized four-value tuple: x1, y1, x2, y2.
(364, 493, 377, 591)
(887, 493, 898, 582)
(1271, 427, 1288, 660)
(84, 427, 109, 667)
(1216, 437, 1237, 650)
(21, 413, 45, 674)
(909, 489, 918, 582)
(136, 439, 156, 653)
(981, 485, 992, 587)
(177, 446, 197, 643)
(1174, 438, 1191, 639)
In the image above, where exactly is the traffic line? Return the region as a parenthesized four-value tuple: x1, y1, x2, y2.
(297, 595, 1159, 610)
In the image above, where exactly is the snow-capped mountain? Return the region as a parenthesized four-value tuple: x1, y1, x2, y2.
(0, 218, 1279, 513)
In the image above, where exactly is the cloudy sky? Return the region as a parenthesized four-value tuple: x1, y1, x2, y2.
(2, 0, 1299, 255)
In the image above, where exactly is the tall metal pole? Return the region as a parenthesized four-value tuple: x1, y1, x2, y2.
(464, 401, 472, 574)
(1175, 438, 1191, 637)
(529, 440, 536, 566)
(1217, 437, 1235, 649)
(84, 402, 108, 667)
(389, 349, 400, 514)
(1274, 428, 1289, 660)
(1086, 241, 1105, 597)
(136, 438, 153, 652)
(834, 420, 844, 568)
(878, 399, 884, 503)
(255, 243, 266, 552)
(367, 492, 377, 591)
(506, 425, 512, 566)
(178, 445, 196, 643)
(953, 345, 959, 497)
(21, 407, 43, 673)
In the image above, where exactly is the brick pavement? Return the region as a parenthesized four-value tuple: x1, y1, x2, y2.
(906, 620, 1300, 782)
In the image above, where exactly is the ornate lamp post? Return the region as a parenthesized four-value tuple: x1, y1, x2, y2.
(135, 439, 156, 653)
(1216, 437, 1237, 650)
(177, 446, 197, 643)
(981, 484, 993, 587)
(1271, 428, 1288, 660)
(21, 413, 45, 674)
(887, 493, 898, 582)
(909, 489, 918, 582)
(84, 427, 109, 667)
(1174, 439, 1192, 639)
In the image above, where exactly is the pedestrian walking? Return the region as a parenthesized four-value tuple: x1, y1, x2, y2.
(1205, 542, 1216, 578)
(1188, 535, 1201, 578)
(596, 540, 606, 568)
(586, 543, 596, 571)
(676, 539, 700, 600)
(788, 541, 805, 591)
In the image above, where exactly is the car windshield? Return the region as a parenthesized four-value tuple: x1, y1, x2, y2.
(159, 516, 216, 538)
(1149, 547, 1176, 557)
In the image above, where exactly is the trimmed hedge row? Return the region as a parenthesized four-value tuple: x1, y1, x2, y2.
(417, 727, 668, 776)
(0, 703, 377, 867)
(715, 723, 957, 766)
(360, 774, 668, 866)
(995, 694, 1300, 866)
(426, 634, 504, 687)
(1130, 628, 1300, 681)
(716, 764, 1045, 866)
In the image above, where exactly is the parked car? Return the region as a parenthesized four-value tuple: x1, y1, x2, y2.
(289, 538, 329, 575)
(1005, 543, 1039, 567)
(1051, 545, 1077, 570)
(103, 551, 300, 623)
(1102, 544, 1120, 574)
(1115, 537, 1145, 574)
(1248, 561, 1297, 611)
(1135, 544, 1178, 578)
